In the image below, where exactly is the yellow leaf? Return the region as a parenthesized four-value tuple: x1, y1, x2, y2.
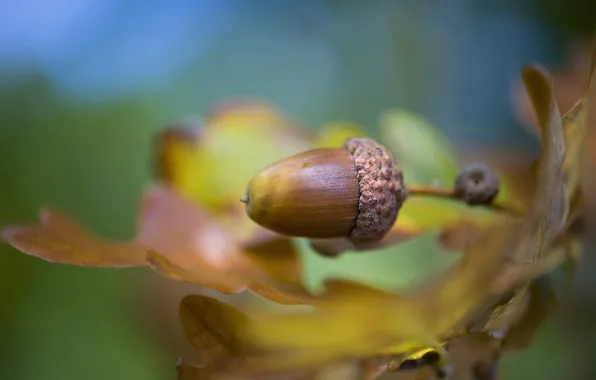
(154, 101, 312, 214)
(314, 122, 366, 148)
(179, 295, 251, 366)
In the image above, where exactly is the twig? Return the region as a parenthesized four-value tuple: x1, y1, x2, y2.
(406, 185, 524, 217)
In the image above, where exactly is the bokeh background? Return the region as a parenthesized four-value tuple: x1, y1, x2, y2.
(1, 1, 595, 379)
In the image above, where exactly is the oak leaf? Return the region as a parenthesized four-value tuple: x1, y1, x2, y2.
(474, 45, 596, 343)
(177, 294, 391, 380)
(1, 207, 146, 267)
(1, 183, 306, 302)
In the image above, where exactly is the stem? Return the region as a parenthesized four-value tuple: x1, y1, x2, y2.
(406, 185, 524, 216)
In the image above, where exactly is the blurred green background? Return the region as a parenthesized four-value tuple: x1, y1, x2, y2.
(1, 1, 594, 379)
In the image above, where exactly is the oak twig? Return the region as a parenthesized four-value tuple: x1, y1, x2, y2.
(406, 185, 524, 217)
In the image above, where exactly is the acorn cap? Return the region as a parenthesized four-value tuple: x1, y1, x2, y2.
(242, 137, 407, 246)
(343, 137, 407, 244)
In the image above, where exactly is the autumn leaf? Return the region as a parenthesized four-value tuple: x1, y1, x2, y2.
(443, 334, 501, 380)
(448, 64, 572, 363)
(176, 359, 211, 380)
(308, 361, 364, 380)
(138, 186, 254, 293)
(515, 32, 596, 225)
(243, 282, 433, 372)
(560, 36, 596, 223)
(240, 64, 569, 374)
(179, 294, 252, 368)
(1, 207, 147, 267)
(0, 184, 309, 303)
(455, 64, 568, 339)
(475, 40, 596, 346)
(471, 37, 595, 354)
(138, 185, 307, 299)
(154, 101, 313, 214)
(245, 282, 322, 306)
(500, 276, 558, 351)
(177, 295, 389, 380)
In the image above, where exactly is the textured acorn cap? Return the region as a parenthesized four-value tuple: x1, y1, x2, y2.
(343, 137, 407, 244)
(243, 137, 407, 245)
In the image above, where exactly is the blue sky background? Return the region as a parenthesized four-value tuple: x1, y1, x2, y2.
(0, 1, 559, 145)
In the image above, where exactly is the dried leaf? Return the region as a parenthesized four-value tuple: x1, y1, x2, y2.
(501, 277, 558, 351)
(241, 238, 303, 288)
(139, 185, 305, 300)
(444, 334, 500, 380)
(246, 282, 320, 306)
(436, 221, 485, 252)
(464, 65, 570, 340)
(179, 295, 251, 367)
(177, 359, 210, 380)
(469, 288, 530, 336)
(146, 251, 244, 294)
(311, 361, 364, 380)
(360, 358, 390, 380)
(1, 207, 147, 267)
(138, 186, 256, 291)
(495, 63, 568, 269)
(560, 33, 596, 223)
(515, 34, 595, 225)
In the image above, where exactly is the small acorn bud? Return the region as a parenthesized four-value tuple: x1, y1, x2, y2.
(454, 162, 499, 205)
(242, 137, 407, 246)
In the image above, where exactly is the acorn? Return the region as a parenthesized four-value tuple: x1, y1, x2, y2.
(241, 137, 408, 246)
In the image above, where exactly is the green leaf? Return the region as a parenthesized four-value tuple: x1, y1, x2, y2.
(314, 122, 367, 148)
(380, 108, 459, 187)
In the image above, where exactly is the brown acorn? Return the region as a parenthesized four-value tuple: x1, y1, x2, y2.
(241, 137, 408, 246)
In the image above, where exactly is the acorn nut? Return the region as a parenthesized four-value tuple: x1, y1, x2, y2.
(241, 137, 408, 245)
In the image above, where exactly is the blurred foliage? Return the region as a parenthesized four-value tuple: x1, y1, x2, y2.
(535, 0, 596, 37)
(0, 75, 172, 379)
(0, 1, 594, 380)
